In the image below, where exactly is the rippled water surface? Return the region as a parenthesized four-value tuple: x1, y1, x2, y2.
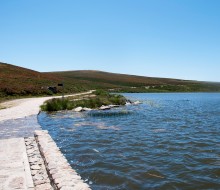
(38, 93, 220, 189)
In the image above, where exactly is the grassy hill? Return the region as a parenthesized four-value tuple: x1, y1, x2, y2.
(0, 62, 61, 97)
(50, 70, 220, 93)
(1, 62, 220, 100)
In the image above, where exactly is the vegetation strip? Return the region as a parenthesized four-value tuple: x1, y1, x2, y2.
(41, 90, 127, 112)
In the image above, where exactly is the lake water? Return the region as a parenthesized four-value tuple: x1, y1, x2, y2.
(38, 93, 220, 190)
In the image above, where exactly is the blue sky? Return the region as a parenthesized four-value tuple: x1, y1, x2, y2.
(0, 0, 220, 81)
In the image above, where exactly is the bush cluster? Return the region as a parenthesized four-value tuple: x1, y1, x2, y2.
(41, 91, 127, 112)
(41, 98, 73, 111)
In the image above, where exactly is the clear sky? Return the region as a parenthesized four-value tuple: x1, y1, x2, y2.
(0, 0, 220, 82)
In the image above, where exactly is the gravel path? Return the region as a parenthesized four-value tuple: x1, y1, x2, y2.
(0, 91, 93, 122)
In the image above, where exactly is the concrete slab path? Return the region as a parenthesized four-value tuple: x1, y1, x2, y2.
(0, 138, 34, 190)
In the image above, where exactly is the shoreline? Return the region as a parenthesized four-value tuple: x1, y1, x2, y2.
(0, 91, 94, 122)
(0, 91, 93, 189)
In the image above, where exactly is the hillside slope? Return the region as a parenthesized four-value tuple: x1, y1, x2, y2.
(0, 62, 61, 97)
(51, 70, 220, 93)
(1, 62, 220, 99)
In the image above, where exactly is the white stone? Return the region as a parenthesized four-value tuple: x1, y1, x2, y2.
(31, 164, 41, 170)
(27, 149, 35, 154)
(82, 107, 92, 111)
(74, 107, 83, 112)
(31, 170, 38, 176)
(35, 183, 52, 190)
(29, 157, 39, 163)
(33, 174, 44, 181)
(133, 101, 141, 105)
(108, 104, 120, 108)
(99, 105, 111, 110)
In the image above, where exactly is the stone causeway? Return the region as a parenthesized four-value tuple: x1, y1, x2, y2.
(0, 130, 91, 190)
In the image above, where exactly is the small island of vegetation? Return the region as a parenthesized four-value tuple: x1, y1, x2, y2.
(40, 90, 127, 112)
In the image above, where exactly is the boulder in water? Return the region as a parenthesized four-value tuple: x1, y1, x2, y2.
(133, 101, 141, 105)
(109, 105, 120, 108)
(83, 107, 92, 111)
(74, 107, 83, 112)
(99, 105, 111, 110)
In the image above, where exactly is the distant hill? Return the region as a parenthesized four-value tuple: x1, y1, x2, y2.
(0, 62, 61, 97)
(1, 62, 220, 99)
(50, 70, 220, 93)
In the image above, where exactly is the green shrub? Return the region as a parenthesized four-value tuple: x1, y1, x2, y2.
(109, 94, 126, 105)
(41, 92, 127, 112)
(41, 98, 73, 112)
